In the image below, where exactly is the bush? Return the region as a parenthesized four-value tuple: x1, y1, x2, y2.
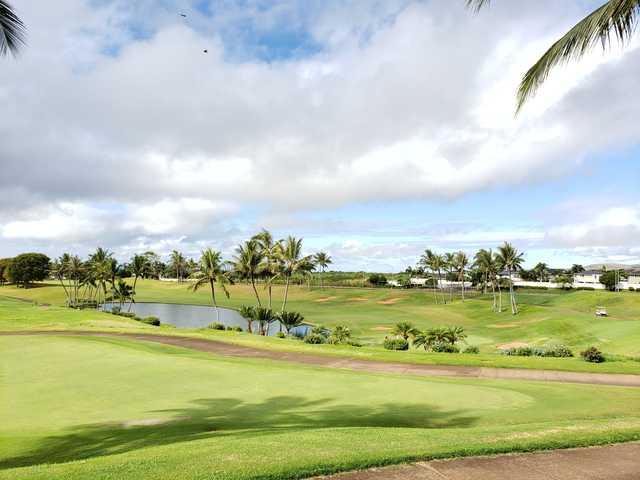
(463, 345, 479, 354)
(303, 333, 326, 344)
(117, 312, 136, 319)
(431, 341, 460, 353)
(233, 326, 243, 332)
(383, 338, 409, 350)
(110, 306, 121, 314)
(141, 316, 160, 326)
(542, 344, 574, 358)
(226, 326, 234, 331)
(276, 331, 286, 338)
(208, 322, 226, 330)
(629, 287, 635, 292)
(500, 346, 533, 356)
(581, 346, 605, 363)
(367, 273, 388, 286)
(346, 339, 363, 347)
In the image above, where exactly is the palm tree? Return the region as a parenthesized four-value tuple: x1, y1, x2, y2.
(89, 247, 114, 307)
(474, 248, 500, 311)
(468, 0, 640, 112)
(112, 279, 135, 310)
(189, 249, 231, 323)
(413, 328, 446, 351)
(170, 250, 187, 282)
(454, 251, 469, 301)
(391, 321, 419, 341)
(444, 326, 467, 345)
(496, 242, 525, 315)
(129, 254, 149, 293)
(328, 325, 352, 344)
(420, 249, 443, 304)
(232, 239, 264, 307)
(275, 236, 314, 312)
(313, 252, 332, 289)
(253, 229, 280, 309)
(239, 305, 256, 334)
(278, 311, 304, 334)
(253, 307, 277, 336)
(444, 252, 456, 303)
(0, 1, 25, 58)
(533, 262, 550, 282)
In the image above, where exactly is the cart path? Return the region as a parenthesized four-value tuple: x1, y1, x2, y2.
(309, 442, 640, 480)
(3, 330, 640, 387)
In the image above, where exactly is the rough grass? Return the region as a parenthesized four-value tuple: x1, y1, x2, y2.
(2, 335, 640, 480)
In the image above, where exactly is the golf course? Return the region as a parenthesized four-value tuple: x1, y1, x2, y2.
(2, 280, 640, 479)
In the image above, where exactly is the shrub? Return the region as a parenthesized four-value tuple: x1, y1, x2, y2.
(346, 339, 363, 347)
(118, 312, 136, 319)
(303, 333, 326, 344)
(226, 326, 234, 331)
(629, 287, 635, 292)
(431, 341, 460, 353)
(276, 331, 286, 338)
(463, 345, 479, 354)
(581, 346, 605, 363)
(383, 338, 409, 350)
(141, 316, 160, 326)
(542, 344, 574, 358)
(110, 306, 121, 314)
(134, 316, 143, 322)
(367, 273, 388, 286)
(233, 326, 243, 332)
(208, 322, 226, 330)
(500, 346, 533, 356)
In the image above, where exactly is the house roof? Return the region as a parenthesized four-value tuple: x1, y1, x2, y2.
(575, 270, 601, 275)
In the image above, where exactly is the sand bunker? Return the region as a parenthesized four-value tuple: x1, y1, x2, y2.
(349, 297, 369, 302)
(377, 298, 402, 305)
(371, 326, 392, 332)
(487, 323, 519, 329)
(314, 296, 338, 302)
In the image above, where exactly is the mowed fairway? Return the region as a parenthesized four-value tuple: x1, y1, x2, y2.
(3, 279, 640, 355)
(3, 335, 640, 480)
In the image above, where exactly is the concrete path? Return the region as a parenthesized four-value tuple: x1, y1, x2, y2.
(3, 331, 640, 386)
(310, 442, 640, 479)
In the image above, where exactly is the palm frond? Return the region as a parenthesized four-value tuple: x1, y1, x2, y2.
(0, 0, 25, 57)
(465, 0, 490, 12)
(517, 0, 640, 112)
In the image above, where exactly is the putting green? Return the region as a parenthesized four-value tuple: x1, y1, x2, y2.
(2, 335, 640, 479)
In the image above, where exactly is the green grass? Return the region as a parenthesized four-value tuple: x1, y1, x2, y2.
(2, 334, 640, 480)
(2, 280, 640, 374)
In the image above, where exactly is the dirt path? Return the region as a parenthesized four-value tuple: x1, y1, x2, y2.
(309, 442, 640, 479)
(3, 331, 640, 387)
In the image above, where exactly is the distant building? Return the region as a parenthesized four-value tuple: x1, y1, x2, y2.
(387, 279, 402, 288)
(498, 271, 523, 282)
(409, 277, 428, 287)
(628, 271, 640, 286)
(573, 270, 602, 284)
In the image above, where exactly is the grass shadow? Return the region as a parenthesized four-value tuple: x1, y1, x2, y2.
(1, 396, 476, 468)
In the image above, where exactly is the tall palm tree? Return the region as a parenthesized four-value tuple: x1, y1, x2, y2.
(454, 251, 469, 301)
(0, 1, 25, 58)
(474, 248, 500, 311)
(313, 251, 332, 289)
(189, 248, 231, 323)
(112, 279, 135, 310)
(496, 242, 525, 315)
(533, 262, 550, 282)
(444, 252, 456, 303)
(170, 250, 187, 282)
(420, 249, 442, 304)
(232, 239, 264, 307)
(468, 0, 640, 112)
(129, 254, 149, 293)
(275, 236, 314, 312)
(253, 229, 280, 309)
(89, 247, 114, 307)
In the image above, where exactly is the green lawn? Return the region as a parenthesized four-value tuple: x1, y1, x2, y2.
(2, 334, 640, 480)
(3, 279, 640, 356)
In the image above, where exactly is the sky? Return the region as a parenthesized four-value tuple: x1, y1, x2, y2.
(0, 0, 639, 272)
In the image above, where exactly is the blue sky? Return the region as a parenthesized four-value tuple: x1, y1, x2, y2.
(0, 0, 638, 271)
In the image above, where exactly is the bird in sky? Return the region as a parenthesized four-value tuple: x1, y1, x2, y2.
(179, 13, 187, 17)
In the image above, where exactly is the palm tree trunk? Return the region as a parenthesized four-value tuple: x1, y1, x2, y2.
(268, 283, 272, 309)
(461, 273, 465, 301)
(432, 272, 438, 305)
(508, 272, 517, 315)
(210, 279, 219, 323)
(282, 276, 291, 312)
(497, 282, 502, 313)
(491, 281, 496, 311)
(250, 274, 262, 307)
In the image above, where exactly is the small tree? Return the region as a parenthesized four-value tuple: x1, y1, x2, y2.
(8, 253, 50, 288)
(278, 311, 304, 334)
(391, 321, 419, 341)
(0, 258, 13, 285)
(599, 271, 618, 291)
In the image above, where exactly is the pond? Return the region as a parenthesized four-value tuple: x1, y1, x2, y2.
(102, 302, 313, 337)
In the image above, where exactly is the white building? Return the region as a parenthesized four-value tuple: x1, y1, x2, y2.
(409, 277, 428, 287)
(387, 279, 402, 288)
(628, 271, 640, 286)
(573, 270, 602, 285)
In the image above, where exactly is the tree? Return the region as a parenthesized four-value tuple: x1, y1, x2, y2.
(0, 1, 26, 58)
(533, 262, 550, 282)
(253, 229, 280, 309)
(569, 264, 586, 275)
(599, 270, 619, 291)
(420, 249, 445, 304)
(239, 305, 256, 334)
(129, 254, 149, 293)
(112, 279, 135, 310)
(232, 239, 264, 307)
(189, 249, 232, 323)
(496, 242, 525, 315)
(278, 311, 304, 334)
(444, 252, 456, 303)
(391, 321, 419, 341)
(275, 236, 314, 312)
(0, 257, 13, 285)
(328, 325, 352, 344)
(454, 251, 469, 301)
(169, 250, 187, 282)
(313, 252, 332, 289)
(468, 0, 640, 112)
(253, 307, 277, 336)
(474, 249, 501, 312)
(8, 253, 49, 288)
